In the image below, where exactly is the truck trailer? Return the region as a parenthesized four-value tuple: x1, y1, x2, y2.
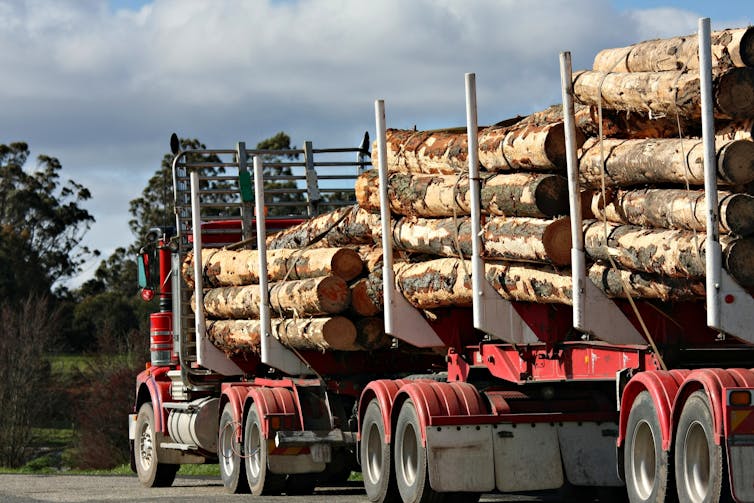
(129, 19, 754, 503)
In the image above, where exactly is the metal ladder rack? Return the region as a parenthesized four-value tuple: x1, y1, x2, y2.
(170, 138, 370, 387)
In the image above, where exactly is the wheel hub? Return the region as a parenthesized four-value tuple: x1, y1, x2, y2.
(631, 419, 657, 500)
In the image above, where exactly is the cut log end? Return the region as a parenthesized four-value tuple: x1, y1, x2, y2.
(717, 68, 754, 119)
(739, 28, 754, 68)
(541, 217, 572, 267)
(721, 193, 754, 236)
(725, 238, 754, 286)
(350, 278, 381, 317)
(534, 175, 569, 217)
(314, 276, 352, 314)
(719, 139, 754, 185)
(320, 317, 358, 350)
(331, 248, 364, 281)
(543, 122, 580, 170)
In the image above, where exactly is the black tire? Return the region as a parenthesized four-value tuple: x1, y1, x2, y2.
(244, 405, 286, 495)
(624, 391, 671, 503)
(218, 403, 249, 493)
(674, 390, 731, 503)
(134, 403, 178, 488)
(394, 400, 445, 503)
(361, 399, 401, 503)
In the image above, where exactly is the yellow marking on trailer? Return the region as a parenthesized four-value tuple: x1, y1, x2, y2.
(731, 410, 753, 433)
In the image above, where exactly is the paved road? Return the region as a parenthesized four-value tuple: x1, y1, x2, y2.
(0, 474, 619, 502)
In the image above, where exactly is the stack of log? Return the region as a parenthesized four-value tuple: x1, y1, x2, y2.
(182, 246, 391, 355)
(184, 27, 754, 356)
(574, 27, 754, 290)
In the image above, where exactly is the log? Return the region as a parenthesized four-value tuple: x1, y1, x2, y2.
(373, 123, 578, 175)
(386, 216, 570, 266)
(266, 205, 380, 249)
(483, 216, 572, 266)
(182, 247, 363, 288)
(390, 216, 472, 258)
(578, 138, 754, 188)
(593, 28, 754, 72)
(587, 264, 705, 301)
(484, 261, 573, 304)
(197, 275, 350, 319)
(573, 67, 754, 120)
(520, 103, 698, 140)
(394, 259, 473, 309)
(206, 317, 358, 354)
(478, 122, 578, 172)
(362, 256, 708, 310)
(591, 188, 754, 236)
(583, 221, 754, 285)
(716, 119, 754, 143)
(350, 278, 381, 317)
(355, 170, 569, 218)
(354, 317, 392, 351)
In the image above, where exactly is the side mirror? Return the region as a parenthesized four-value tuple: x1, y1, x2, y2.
(137, 251, 156, 302)
(137, 252, 150, 289)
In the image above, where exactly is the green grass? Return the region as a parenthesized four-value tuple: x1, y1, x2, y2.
(49, 354, 95, 375)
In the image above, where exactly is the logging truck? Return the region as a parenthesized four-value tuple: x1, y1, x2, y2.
(130, 20, 754, 503)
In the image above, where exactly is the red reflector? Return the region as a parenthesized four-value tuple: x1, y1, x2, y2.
(141, 288, 155, 302)
(725, 294, 735, 304)
(730, 391, 751, 406)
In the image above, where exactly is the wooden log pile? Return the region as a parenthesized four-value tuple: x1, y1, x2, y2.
(573, 26, 754, 293)
(183, 247, 393, 356)
(186, 27, 754, 355)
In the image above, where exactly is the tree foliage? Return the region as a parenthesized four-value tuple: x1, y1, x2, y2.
(0, 297, 56, 467)
(0, 142, 96, 297)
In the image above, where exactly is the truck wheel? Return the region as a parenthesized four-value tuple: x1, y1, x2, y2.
(674, 391, 729, 503)
(394, 399, 444, 503)
(244, 405, 285, 495)
(624, 391, 670, 503)
(135, 403, 178, 487)
(361, 399, 400, 502)
(218, 403, 249, 493)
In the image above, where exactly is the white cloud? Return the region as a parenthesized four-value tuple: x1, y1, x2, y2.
(1, 0, 748, 286)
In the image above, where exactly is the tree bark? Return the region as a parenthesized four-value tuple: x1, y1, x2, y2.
(373, 123, 578, 175)
(266, 205, 380, 250)
(587, 264, 705, 301)
(196, 275, 350, 319)
(354, 317, 392, 351)
(583, 221, 754, 285)
(478, 122, 578, 172)
(484, 261, 573, 304)
(578, 138, 754, 188)
(520, 103, 699, 140)
(573, 67, 754, 121)
(591, 188, 754, 236)
(206, 317, 358, 355)
(183, 246, 364, 288)
(483, 216, 572, 266)
(394, 259, 473, 309)
(593, 27, 754, 72)
(356, 170, 569, 218)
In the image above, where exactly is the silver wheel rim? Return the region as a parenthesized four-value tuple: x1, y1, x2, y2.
(365, 421, 382, 484)
(138, 419, 154, 473)
(399, 419, 419, 488)
(682, 421, 710, 503)
(631, 419, 656, 500)
(248, 422, 262, 480)
(220, 419, 236, 477)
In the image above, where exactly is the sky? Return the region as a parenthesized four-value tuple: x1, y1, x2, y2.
(1, 0, 751, 287)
